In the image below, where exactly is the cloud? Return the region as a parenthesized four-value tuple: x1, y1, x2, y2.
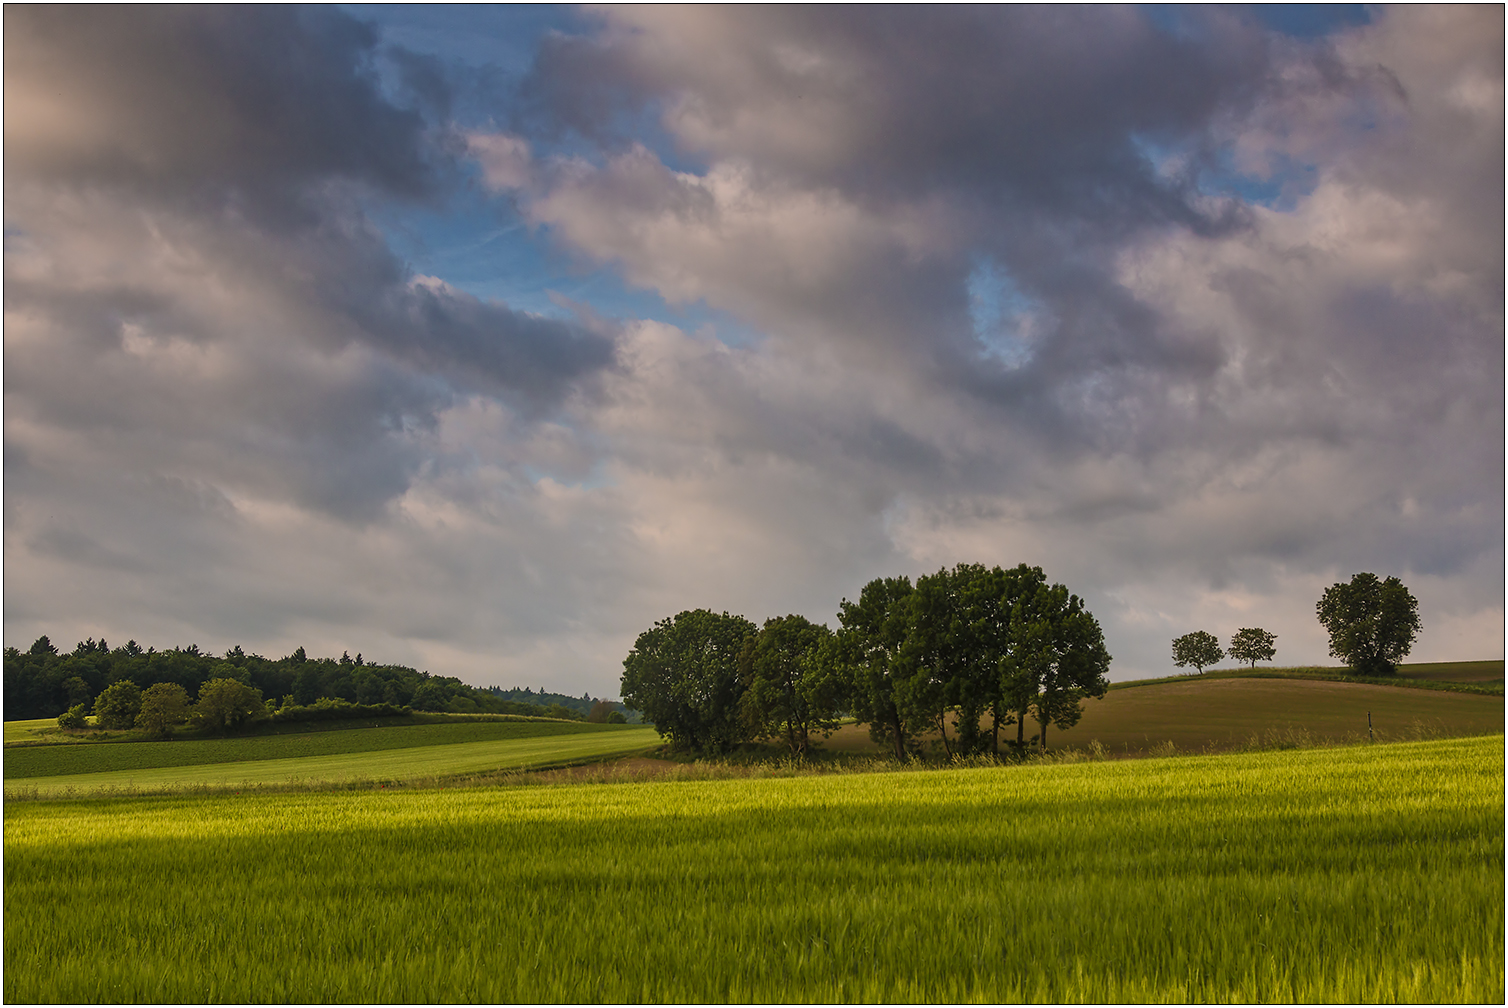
(494, 5, 1502, 675)
(3, 7, 1500, 691)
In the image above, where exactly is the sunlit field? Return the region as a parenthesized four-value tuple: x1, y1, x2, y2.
(6, 736, 1500, 1003)
(4, 721, 659, 795)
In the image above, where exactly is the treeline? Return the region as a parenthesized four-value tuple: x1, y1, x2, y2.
(622, 563, 1111, 758)
(482, 686, 637, 723)
(3, 637, 624, 724)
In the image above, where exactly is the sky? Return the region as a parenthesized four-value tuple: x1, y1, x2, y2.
(5, 5, 1502, 695)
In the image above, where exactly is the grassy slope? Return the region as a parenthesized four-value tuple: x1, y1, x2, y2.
(5, 726, 661, 795)
(818, 674, 1503, 757)
(5, 736, 1500, 1003)
(4, 719, 639, 778)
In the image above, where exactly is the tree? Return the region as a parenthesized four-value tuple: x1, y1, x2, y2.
(1228, 628, 1277, 669)
(61, 676, 93, 710)
(1010, 582, 1111, 751)
(826, 576, 919, 760)
(1317, 573, 1421, 675)
(585, 700, 616, 723)
(1171, 631, 1223, 675)
(136, 682, 191, 736)
(93, 679, 143, 729)
(621, 610, 758, 754)
(738, 615, 836, 755)
(193, 678, 265, 733)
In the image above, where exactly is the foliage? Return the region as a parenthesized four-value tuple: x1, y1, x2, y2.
(268, 698, 410, 723)
(92, 680, 142, 730)
(622, 610, 758, 753)
(4, 636, 618, 723)
(135, 683, 191, 736)
(827, 576, 919, 760)
(1317, 573, 1421, 675)
(1009, 580, 1112, 750)
(738, 615, 838, 755)
(55, 704, 89, 730)
(192, 678, 266, 733)
(1171, 630, 1223, 674)
(1228, 627, 1277, 669)
(628, 563, 1111, 756)
(4, 739, 1500, 1003)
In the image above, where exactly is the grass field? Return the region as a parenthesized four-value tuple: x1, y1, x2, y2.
(5, 736, 1500, 1003)
(5, 724, 660, 796)
(815, 675, 1503, 757)
(3, 719, 643, 779)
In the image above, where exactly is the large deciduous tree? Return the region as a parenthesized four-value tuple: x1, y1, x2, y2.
(193, 678, 265, 733)
(135, 682, 191, 736)
(826, 576, 919, 760)
(93, 679, 143, 729)
(1010, 582, 1111, 751)
(621, 609, 758, 754)
(1171, 631, 1224, 675)
(1228, 628, 1277, 669)
(738, 615, 836, 755)
(1316, 573, 1421, 675)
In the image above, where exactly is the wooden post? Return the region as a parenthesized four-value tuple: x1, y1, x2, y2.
(1368, 711, 1373, 743)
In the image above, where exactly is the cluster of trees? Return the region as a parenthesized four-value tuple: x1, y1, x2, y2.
(1171, 572, 1422, 677)
(1171, 628, 1277, 674)
(622, 563, 1112, 758)
(4, 637, 625, 725)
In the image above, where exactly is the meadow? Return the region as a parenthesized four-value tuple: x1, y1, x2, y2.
(5, 722, 660, 796)
(4, 719, 642, 778)
(5, 735, 1501, 1003)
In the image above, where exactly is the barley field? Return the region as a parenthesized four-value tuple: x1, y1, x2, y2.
(5, 735, 1501, 1003)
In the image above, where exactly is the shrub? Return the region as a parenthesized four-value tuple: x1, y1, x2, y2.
(269, 698, 411, 723)
(56, 703, 90, 730)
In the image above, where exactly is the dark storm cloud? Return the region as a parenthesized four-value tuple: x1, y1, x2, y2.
(6, 5, 436, 208)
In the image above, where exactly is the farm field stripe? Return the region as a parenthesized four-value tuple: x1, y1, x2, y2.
(4, 718, 637, 779)
(4, 736, 1501, 1003)
(6, 727, 661, 793)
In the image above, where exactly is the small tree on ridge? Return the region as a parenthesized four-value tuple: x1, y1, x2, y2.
(1228, 628, 1277, 669)
(1171, 631, 1223, 675)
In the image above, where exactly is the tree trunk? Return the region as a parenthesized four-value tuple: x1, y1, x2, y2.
(891, 713, 906, 761)
(1039, 713, 1048, 751)
(938, 710, 953, 759)
(1017, 709, 1026, 747)
(990, 703, 1000, 756)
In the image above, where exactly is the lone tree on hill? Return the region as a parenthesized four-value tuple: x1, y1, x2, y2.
(1228, 628, 1277, 669)
(1316, 572, 1420, 675)
(1171, 631, 1223, 675)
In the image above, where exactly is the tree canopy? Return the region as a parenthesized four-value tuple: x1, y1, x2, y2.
(5, 638, 629, 724)
(1171, 631, 1223, 674)
(625, 563, 1111, 757)
(621, 610, 759, 754)
(1228, 628, 1277, 669)
(1316, 573, 1420, 675)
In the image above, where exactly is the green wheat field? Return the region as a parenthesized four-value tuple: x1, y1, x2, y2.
(5, 734, 1501, 1003)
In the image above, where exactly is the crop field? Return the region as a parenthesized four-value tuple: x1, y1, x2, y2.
(4, 719, 642, 778)
(5, 735, 1501, 1003)
(823, 675, 1505, 757)
(5, 722, 660, 796)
